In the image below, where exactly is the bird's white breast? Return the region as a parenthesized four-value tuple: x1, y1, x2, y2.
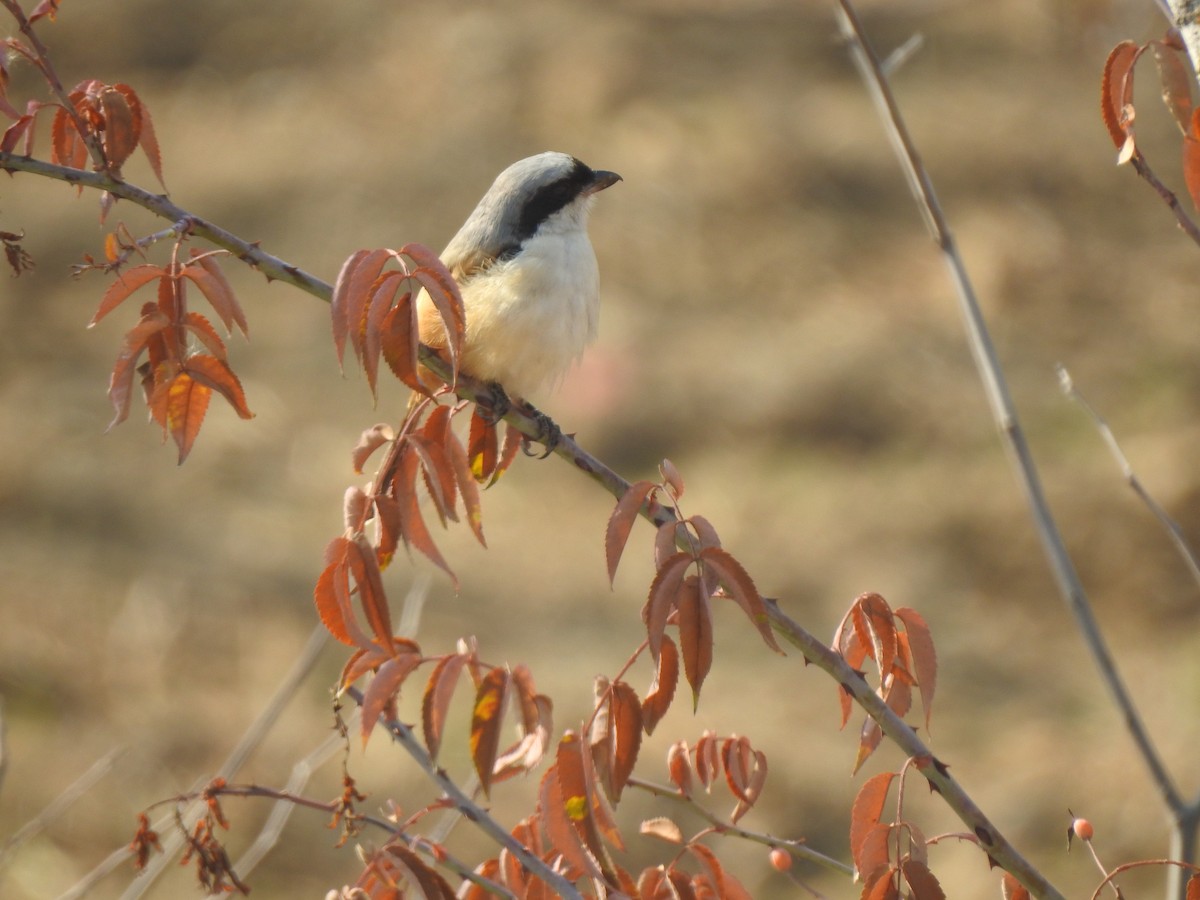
(458, 213, 600, 400)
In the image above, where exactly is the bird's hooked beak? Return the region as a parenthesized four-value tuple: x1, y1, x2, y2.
(584, 169, 622, 196)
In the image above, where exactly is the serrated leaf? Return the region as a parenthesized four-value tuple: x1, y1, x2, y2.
(676, 574, 713, 706)
(468, 406, 499, 482)
(642, 634, 678, 735)
(182, 353, 252, 420)
(666, 741, 693, 796)
(162, 369, 210, 463)
(699, 547, 782, 654)
(537, 764, 601, 882)
(900, 859, 945, 900)
(106, 308, 170, 430)
(1101, 41, 1140, 149)
(445, 430, 486, 546)
(333, 248, 390, 367)
(184, 252, 247, 335)
(90, 264, 165, 327)
(470, 668, 509, 796)
(421, 653, 467, 760)
(379, 293, 423, 392)
(608, 680, 642, 801)
(361, 648, 422, 747)
(857, 823, 896, 885)
(382, 844, 456, 899)
(645, 552, 692, 661)
(895, 607, 936, 730)
(605, 480, 658, 586)
(850, 772, 896, 865)
(345, 536, 392, 644)
(98, 84, 138, 171)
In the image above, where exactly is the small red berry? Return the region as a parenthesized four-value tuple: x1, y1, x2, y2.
(769, 848, 793, 872)
(1072, 818, 1094, 841)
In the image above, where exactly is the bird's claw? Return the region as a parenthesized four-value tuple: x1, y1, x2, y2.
(477, 382, 512, 423)
(521, 404, 561, 459)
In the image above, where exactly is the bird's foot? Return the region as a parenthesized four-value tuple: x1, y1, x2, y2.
(520, 402, 562, 459)
(476, 382, 512, 424)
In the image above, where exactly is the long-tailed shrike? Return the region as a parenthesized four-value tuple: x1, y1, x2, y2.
(416, 152, 620, 444)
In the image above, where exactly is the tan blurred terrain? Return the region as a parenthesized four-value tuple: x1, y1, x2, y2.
(3, 1, 1200, 897)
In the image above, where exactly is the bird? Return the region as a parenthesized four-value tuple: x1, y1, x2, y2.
(415, 152, 620, 443)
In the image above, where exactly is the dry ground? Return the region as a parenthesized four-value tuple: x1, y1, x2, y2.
(3, 1, 1200, 897)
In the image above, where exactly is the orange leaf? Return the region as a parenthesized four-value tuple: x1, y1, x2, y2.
(90, 264, 166, 326)
(645, 552, 692, 661)
(183, 312, 227, 361)
(421, 653, 467, 760)
(857, 823, 896, 885)
(641, 634, 678, 735)
(852, 591, 897, 676)
(676, 574, 713, 706)
(1183, 117, 1200, 212)
(182, 353, 252, 419)
(1185, 873, 1200, 900)
(381, 845, 455, 900)
(1001, 872, 1032, 900)
(183, 252, 247, 336)
(470, 667, 510, 796)
(895, 607, 937, 730)
(331, 249, 377, 366)
(552, 731, 609, 873)
(488, 422, 523, 485)
(394, 444, 459, 587)
(605, 480, 657, 586)
(730, 749, 767, 824)
(314, 552, 359, 646)
(850, 771, 896, 865)
(687, 844, 751, 900)
(467, 406, 499, 482)
(666, 741, 693, 796)
(1101, 41, 1140, 149)
(114, 83, 164, 189)
(361, 648, 423, 747)
(699, 547, 782, 654)
(854, 717, 884, 775)
(162, 369, 210, 463)
(694, 731, 719, 792)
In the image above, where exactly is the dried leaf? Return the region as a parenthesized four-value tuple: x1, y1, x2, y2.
(445, 430, 486, 546)
(421, 652, 467, 760)
(640, 817, 683, 844)
(90, 264, 165, 327)
(182, 353, 252, 420)
(468, 406, 499, 482)
(659, 458, 684, 498)
(694, 731, 719, 792)
(608, 680, 642, 801)
(676, 574, 713, 706)
(605, 480, 658, 586)
(641, 634, 678, 735)
(666, 740, 693, 796)
(900, 860, 945, 900)
(98, 85, 139, 171)
(1153, 40, 1193, 135)
(538, 763, 602, 882)
(895, 607, 936, 730)
(345, 537, 393, 644)
(361, 648, 423, 747)
(1100, 41, 1140, 149)
(382, 844, 456, 899)
(184, 252, 247, 335)
(645, 552, 693, 661)
(850, 772, 896, 864)
(351, 423, 394, 474)
(470, 668, 510, 796)
(699, 547, 782, 654)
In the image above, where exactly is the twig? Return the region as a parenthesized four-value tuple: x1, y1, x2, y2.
(1058, 365, 1200, 590)
(0, 746, 123, 880)
(344, 685, 584, 900)
(833, 0, 1184, 851)
(627, 775, 852, 876)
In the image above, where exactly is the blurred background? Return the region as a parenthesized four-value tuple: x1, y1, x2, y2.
(3, 0, 1200, 896)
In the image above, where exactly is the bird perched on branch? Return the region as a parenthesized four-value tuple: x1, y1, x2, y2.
(416, 151, 620, 445)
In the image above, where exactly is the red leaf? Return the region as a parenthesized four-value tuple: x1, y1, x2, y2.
(641, 634, 678, 735)
(182, 353, 253, 420)
(900, 860, 945, 900)
(467, 406, 499, 482)
(666, 741, 693, 796)
(421, 653, 468, 760)
(537, 764, 601, 882)
(381, 845, 455, 900)
(361, 647, 423, 747)
(552, 731, 607, 871)
(106, 308, 170, 429)
(699, 547, 782, 654)
(857, 823, 896, 886)
(331, 249, 375, 366)
(122, 84, 165, 189)
(645, 552, 692, 661)
(850, 772, 896, 867)
(445, 430, 485, 546)
(345, 536, 392, 644)
(362, 271, 406, 398)
(605, 480, 658, 586)
(183, 312, 227, 360)
(608, 681, 642, 801)
(694, 731, 719, 792)
(90, 264, 166, 327)
(1101, 41, 1140, 149)
(98, 84, 139, 171)
(1184, 873, 1200, 900)
(394, 444, 459, 588)
(895, 607, 937, 730)
(489, 422, 523, 485)
(470, 667, 510, 796)
(379, 293, 423, 392)
(1001, 872, 1032, 900)
(314, 547, 360, 646)
(1152, 39, 1193, 136)
(676, 574, 713, 706)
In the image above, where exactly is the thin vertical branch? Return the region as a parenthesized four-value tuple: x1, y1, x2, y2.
(834, 0, 1186, 866)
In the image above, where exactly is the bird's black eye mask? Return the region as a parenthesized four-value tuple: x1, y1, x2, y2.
(514, 157, 596, 245)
